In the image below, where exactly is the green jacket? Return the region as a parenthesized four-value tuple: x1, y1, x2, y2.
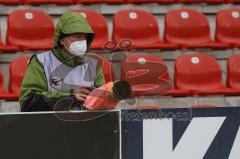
(19, 12, 105, 110)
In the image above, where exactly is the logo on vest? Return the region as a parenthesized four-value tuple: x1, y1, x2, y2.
(51, 75, 63, 90)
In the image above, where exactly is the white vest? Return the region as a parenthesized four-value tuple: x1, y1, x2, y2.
(36, 51, 98, 92)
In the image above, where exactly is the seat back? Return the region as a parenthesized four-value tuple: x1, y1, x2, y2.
(174, 54, 224, 91)
(6, 9, 54, 51)
(71, 9, 109, 50)
(0, 68, 6, 94)
(216, 9, 240, 45)
(227, 54, 240, 89)
(121, 54, 171, 96)
(87, 54, 114, 83)
(9, 56, 30, 94)
(164, 8, 212, 45)
(112, 9, 162, 45)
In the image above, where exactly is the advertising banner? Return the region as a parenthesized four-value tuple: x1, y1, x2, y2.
(121, 107, 240, 159)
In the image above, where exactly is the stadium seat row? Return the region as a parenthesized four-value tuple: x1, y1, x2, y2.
(1, 53, 240, 101)
(0, 54, 114, 101)
(0, 0, 239, 5)
(1, 8, 240, 53)
(122, 53, 240, 97)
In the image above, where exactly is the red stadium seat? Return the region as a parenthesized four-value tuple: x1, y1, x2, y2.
(0, 67, 26, 100)
(177, 0, 224, 4)
(101, 57, 115, 83)
(6, 9, 55, 51)
(121, 54, 172, 96)
(174, 54, 234, 96)
(70, 10, 109, 50)
(113, 9, 177, 50)
(216, 8, 240, 48)
(0, 30, 18, 53)
(23, 0, 73, 4)
(87, 54, 115, 83)
(0, 0, 22, 5)
(227, 54, 240, 94)
(0, 68, 11, 100)
(76, 0, 124, 4)
(164, 8, 228, 49)
(127, 0, 174, 4)
(8, 56, 30, 100)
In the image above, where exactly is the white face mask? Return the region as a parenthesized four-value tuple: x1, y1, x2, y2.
(68, 40, 87, 57)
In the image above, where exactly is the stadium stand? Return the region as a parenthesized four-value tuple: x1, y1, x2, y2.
(121, 54, 172, 96)
(216, 8, 240, 48)
(112, 9, 177, 50)
(71, 9, 109, 50)
(0, 4, 239, 110)
(164, 8, 229, 49)
(6, 9, 55, 52)
(174, 53, 236, 96)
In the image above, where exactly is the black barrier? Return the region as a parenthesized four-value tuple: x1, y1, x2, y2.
(1, 107, 240, 159)
(0, 111, 119, 159)
(121, 107, 240, 159)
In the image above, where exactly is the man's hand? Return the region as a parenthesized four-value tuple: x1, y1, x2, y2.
(75, 86, 94, 102)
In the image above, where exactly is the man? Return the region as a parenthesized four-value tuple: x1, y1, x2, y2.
(19, 12, 105, 111)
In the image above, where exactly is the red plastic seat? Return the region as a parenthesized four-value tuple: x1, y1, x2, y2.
(70, 10, 109, 50)
(87, 54, 114, 83)
(113, 9, 177, 50)
(121, 54, 172, 96)
(127, 0, 174, 4)
(0, 30, 18, 53)
(0, 0, 22, 5)
(23, 0, 73, 4)
(177, 0, 224, 4)
(0, 68, 10, 99)
(76, 0, 124, 4)
(227, 54, 240, 94)
(101, 57, 115, 83)
(0, 67, 24, 101)
(174, 53, 234, 96)
(216, 8, 240, 48)
(164, 8, 228, 49)
(6, 9, 55, 51)
(8, 56, 30, 100)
